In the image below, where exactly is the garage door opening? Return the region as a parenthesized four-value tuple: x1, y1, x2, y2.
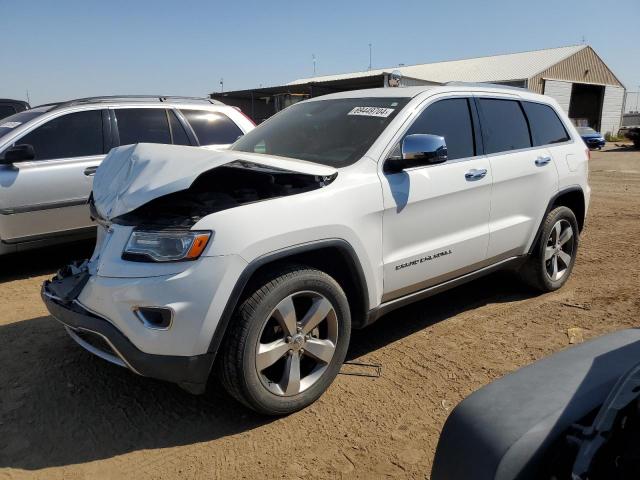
(569, 83, 604, 130)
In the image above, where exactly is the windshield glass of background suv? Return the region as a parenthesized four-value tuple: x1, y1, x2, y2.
(231, 97, 410, 167)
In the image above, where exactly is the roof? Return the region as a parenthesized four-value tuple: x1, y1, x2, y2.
(307, 84, 548, 103)
(288, 45, 587, 86)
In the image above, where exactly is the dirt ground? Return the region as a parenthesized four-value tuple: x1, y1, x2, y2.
(1, 146, 639, 480)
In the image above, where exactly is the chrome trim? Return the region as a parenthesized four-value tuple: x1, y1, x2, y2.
(465, 168, 488, 180)
(535, 155, 552, 166)
(49, 296, 143, 375)
(0, 197, 88, 215)
(65, 326, 127, 368)
(132, 306, 175, 331)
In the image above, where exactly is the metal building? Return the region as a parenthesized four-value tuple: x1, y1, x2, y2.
(213, 45, 625, 134)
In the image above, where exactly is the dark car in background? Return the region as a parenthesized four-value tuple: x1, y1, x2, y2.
(0, 99, 30, 120)
(577, 126, 606, 150)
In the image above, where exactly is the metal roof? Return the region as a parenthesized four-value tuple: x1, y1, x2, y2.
(288, 45, 587, 86)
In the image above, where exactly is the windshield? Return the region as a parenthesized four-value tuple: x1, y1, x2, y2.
(231, 97, 410, 167)
(577, 127, 598, 135)
(0, 108, 50, 141)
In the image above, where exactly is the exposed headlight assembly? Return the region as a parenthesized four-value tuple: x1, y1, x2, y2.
(123, 230, 212, 262)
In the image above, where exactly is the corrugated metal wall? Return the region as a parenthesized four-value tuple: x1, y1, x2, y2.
(543, 80, 572, 111)
(601, 86, 626, 135)
(527, 46, 624, 94)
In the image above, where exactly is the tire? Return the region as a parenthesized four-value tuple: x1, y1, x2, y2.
(218, 265, 351, 415)
(520, 206, 580, 292)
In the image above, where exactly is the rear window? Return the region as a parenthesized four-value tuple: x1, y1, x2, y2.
(522, 101, 570, 146)
(181, 110, 243, 145)
(115, 108, 171, 145)
(479, 98, 531, 154)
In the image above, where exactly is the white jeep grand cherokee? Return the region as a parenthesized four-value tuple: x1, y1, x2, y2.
(42, 85, 590, 415)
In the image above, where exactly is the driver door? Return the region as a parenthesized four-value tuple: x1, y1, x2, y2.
(0, 109, 107, 242)
(380, 96, 492, 302)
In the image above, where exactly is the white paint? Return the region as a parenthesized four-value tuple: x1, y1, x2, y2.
(600, 86, 625, 135)
(74, 84, 590, 360)
(92, 143, 337, 221)
(543, 80, 572, 112)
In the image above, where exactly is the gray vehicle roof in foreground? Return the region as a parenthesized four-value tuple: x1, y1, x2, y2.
(431, 328, 640, 480)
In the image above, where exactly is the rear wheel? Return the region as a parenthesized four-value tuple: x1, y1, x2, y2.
(218, 265, 351, 415)
(520, 206, 579, 292)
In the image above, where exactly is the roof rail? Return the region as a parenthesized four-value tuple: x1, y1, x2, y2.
(444, 81, 526, 92)
(38, 95, 224, 110)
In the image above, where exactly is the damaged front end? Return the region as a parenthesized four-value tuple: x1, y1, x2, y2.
(90, 143, 338, 227)
(41, 144, 339, 393)
(109, 160, 336, 229)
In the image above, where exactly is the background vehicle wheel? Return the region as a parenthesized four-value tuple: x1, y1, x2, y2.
(218, 265, 351, 415)
(520, 206, 579, 292)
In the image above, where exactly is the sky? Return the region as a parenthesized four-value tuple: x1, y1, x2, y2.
(2, 0, 639, 110)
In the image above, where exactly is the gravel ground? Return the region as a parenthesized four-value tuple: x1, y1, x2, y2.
(1, 145, 639, 480)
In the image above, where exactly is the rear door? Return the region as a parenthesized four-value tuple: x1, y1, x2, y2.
(380, 95, 493, 301)
(476, 96, 560, 258)
(0, 109, 106, 241)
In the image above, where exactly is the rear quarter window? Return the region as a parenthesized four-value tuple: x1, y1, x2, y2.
(115, 108, 171, 145)
(181, 110, 243, 145)
(522, 101, 570, 146)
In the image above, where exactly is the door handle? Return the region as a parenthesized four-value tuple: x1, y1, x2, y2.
(535, 156, 552, 167)
(465, 168, 488, 181)
(84, 166, 98, 176)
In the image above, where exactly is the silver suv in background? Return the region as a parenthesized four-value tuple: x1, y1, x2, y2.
(0, 96, 255, 255)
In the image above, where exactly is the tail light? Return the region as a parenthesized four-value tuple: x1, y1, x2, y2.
(585, 148, 590, 161)
(233, 106, 256, 126)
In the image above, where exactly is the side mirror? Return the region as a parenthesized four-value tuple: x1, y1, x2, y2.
(386, 134, 448, 172)
(1, 144, 36, 164)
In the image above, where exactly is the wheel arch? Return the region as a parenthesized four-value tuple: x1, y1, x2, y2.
(528, 186, 585, 255)
(206, 239, 370, 362)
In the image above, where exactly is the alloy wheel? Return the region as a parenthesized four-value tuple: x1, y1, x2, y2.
(545, 219, 575, 281)
(255, 291, 338, 396)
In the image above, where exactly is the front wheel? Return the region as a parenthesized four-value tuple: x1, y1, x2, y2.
(520, 206, 579, 292)
(218, 265, 351, 415)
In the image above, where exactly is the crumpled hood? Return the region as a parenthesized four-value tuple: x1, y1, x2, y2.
(93, 143, 338, 220)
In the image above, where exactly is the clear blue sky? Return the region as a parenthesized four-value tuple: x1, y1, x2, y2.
(2, 0, 639, 109)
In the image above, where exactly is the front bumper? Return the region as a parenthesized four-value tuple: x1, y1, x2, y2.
(42, 278, 214, 394)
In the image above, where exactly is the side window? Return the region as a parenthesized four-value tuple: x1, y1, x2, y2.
(18, 110, 103, 160)
(169, 110, 191, 146)
(115, 108, 171, 145)
(181, 109, 243, 145)
(405, 98, 475, 160)
(522, 101, 570, 146)
(478, 99, 531, 154)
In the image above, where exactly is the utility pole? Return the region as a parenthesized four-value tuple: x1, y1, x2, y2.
(368, 43, 372, 70)
(312, 54, 316, 75)
(25, 89, 30, 104)
(636, 86, 639, 112)
(220, 78, 224, 93)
